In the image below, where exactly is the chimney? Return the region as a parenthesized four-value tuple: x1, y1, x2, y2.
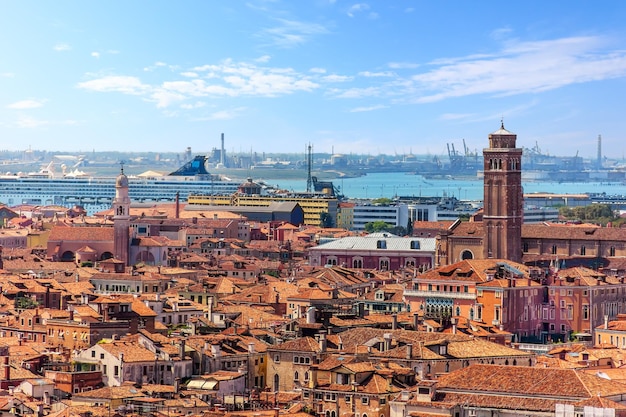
(211, 343, 221, 358)
(248, 342, 255, 354)
(405, 343, 412, 360)
(319, 330, 327, 352)
(605, 315, 609, 330)
(175, 192, 180, 219)
(383, 333, 392, 351)
(179, 339, 186, 360)
(413, 313, 420, 331)
(306, 307, 316, 324)
(3, 356, 9, 382)
(451, 317, 457, 334)
(392, 313, 398, 330)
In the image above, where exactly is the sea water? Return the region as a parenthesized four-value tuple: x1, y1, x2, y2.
(265, 172, 626, 201)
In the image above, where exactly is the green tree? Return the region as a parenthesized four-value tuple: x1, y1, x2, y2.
(371, 197, 392, 206)
(364, 220, 392, 233)
(320, 212, 334, 228)
(560, 203, 617, 226)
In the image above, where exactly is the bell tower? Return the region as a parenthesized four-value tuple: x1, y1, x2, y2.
(482, 122, 523, 262)
(113, 164, 131, 266)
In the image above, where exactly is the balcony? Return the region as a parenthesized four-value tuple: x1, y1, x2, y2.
(403, 290, 476, 300)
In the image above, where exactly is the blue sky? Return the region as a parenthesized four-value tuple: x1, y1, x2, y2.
(2, 1, 626, 159)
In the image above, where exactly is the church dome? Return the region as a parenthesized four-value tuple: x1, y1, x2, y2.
(116, 169, 129, 188)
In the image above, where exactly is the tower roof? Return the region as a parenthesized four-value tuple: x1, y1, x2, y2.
(491, 120, 514, 136)
(116, 167, 129, 188)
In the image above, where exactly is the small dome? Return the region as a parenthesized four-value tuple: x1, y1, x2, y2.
(116, 169, 129, 188)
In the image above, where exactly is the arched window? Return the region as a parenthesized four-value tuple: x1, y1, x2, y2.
(294, 371, 299, 381)
(461, 250, 473, 260)
(273, 374, 279, 391)
(304, 371, 309, 381)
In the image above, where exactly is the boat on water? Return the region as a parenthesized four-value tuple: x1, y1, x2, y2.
(0, 156, 245, 215)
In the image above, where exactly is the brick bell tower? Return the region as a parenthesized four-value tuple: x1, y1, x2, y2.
(483, 121, 523, 262)
(113, 164, 131, 266)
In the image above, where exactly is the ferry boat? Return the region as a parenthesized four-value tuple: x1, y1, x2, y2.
(0, 156, 245, 215)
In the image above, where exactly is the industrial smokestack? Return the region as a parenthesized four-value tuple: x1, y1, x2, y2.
(220, 133, 225, 167)
(597, 134, 602, 170)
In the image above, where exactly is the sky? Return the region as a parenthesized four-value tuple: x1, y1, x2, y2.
(2, 1, 626, 159)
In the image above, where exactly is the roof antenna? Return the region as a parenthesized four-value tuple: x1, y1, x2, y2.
(500, 116, 505, 130)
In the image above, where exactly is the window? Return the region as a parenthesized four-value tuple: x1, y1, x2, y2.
(114, 366, 119, 377)
(552, 245, 557, 255)
(610, 246, 616, 256)
(581, 246, 586, 256)
(274, 355, 280, 363)
(294, 371, 299, 381)
(361, 397, 369, 405)
(376, 240, 386, 249)
(410, 241, 420, 250)
(91, 351, 96, 358)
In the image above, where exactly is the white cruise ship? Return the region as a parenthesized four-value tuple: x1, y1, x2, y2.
(0, 156, 244, 215)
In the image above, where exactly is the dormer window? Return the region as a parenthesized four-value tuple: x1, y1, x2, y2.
(377, 240, 387, 249)
(410, 240, 420, 250)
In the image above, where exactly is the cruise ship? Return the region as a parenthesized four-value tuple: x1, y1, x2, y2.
(0, 156, 245, 215)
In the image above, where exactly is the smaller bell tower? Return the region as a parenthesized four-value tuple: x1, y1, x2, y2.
(113, 163, 131, 266)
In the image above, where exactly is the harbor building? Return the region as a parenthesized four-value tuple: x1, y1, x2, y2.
(187, 192, 338, 227)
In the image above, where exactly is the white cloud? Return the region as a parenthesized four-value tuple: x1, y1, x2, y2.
(347, 3, 370, 17)
(322, 74, 353, 82)
(149, 90, 187, 108)
(411, 36, 626, 103)
(331, 86, 382, 99)
(358, 71, 394, 77)
(388, 62, 420, 69)
(7, 99, 46, 109)
(91, 52, 100, 59)
(208, 109, 242, 120)
(77, 60, 324, 110)
(180, 101, 206, 110)
(53, 43, 71, 52)
(0, 72, 15, 78)
(256, 55, 271, 63)
(258, 18, 329, 48)
(491, 27, 513, 41)
(310, 67, 327, 74)
(349, 104, 388, 112)
(77, 76, 147, 95)
(144, 62, 169, 72)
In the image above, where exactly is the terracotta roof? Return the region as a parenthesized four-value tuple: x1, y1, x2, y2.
(49, 226, 114, 241)
(272, 336, 322, 353)
(436, 364, 626, 398)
